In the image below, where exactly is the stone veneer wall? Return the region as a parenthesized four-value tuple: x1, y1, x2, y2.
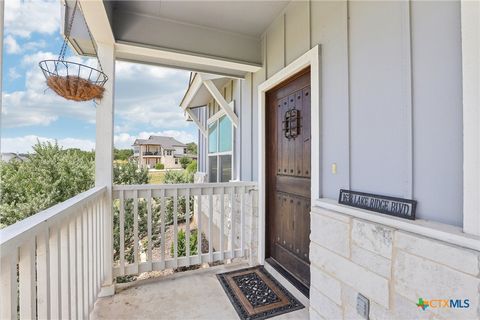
(193, 173, 258, 264)
(309, 206, 480, 320)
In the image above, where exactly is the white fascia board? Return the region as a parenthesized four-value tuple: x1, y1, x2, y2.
(203, 79, 239, 127)
(78, 0, 115, 45)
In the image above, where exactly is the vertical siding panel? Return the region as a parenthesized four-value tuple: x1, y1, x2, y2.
(266, 14, 285, 78)
(285, 1, 310, 65)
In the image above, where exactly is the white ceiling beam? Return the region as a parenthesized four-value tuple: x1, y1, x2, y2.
(185, 108, 207, 137)
(203, 80, 239, 128)
(78, 0, 114, 45)
(115, 42, 261, 75)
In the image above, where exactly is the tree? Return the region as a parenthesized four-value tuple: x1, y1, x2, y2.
(113, 160, 149, 185)
(179, 156, 192, 169)
(114, 148, 134, 161)
(0, 142, 95, 227)
(186, 142, 197, 155)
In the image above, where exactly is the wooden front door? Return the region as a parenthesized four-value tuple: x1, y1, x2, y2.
(266, 68, 311, 289)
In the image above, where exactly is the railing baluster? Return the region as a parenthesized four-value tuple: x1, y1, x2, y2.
(230, 188, 235, 259)
(240, 187, 245, 257)
(76, 213, 84, 319)
(37, 230, 50, 320)
(220, 187, 225, 261)
(93, 201, 98, 300)
(68, 219, 77, 320)
(173, 189, 178, 268)
(88, 205, 94, 309)
(60, 222, 71, 319)
(0, 251, 17, 320)
(119, 190, 125, 276)
(83, 208, 88, 317)
(185, 188, 191, 267)
(147, 189, 153, 270)
(197, 193, 202, 264)
(160, 189, 166, 268)
(208, 189, 213, 263)
(19, 238, 37, 319)
(49, 226, 61, 319)
(133, 190, 139, 273)
(96, 200, 100, 291)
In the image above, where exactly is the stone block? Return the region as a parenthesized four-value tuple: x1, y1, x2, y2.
(395, 231, 480, 276)
(352, 220, 393, 258)
(311, 264, 342, 304)
(351, 244, 391, 278)
(310, 242, 390, 306)
(310, 286, 343, 320)
(394, 251, 479, 319)
(311, 211, 351, 257)
(341, 284, 368, 320)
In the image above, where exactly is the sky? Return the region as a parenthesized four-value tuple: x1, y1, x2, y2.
(1, 0, 197, 154)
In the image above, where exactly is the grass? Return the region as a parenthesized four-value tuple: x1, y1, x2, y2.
(148, 171, 166, 184)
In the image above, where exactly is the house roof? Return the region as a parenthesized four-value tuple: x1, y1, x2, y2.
(132, 136, 187, 148)
(1, 153, 28, 162)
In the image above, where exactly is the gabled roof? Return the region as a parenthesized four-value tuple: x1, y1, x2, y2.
(132, 136, 187, 148)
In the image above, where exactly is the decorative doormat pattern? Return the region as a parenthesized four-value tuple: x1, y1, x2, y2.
(216, 266, 304, 320)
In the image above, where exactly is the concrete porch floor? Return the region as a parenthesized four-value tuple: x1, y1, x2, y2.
(92, 263, 310, 320)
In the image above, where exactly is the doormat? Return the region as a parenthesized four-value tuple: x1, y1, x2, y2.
(216, 266, 304, 320)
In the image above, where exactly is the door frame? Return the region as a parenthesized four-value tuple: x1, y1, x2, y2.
(257, 45, 321, 265)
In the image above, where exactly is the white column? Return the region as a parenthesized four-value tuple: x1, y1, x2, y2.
(461, 0, 480, 236)
(96, 42, 115, 296)
(0, 0, 4, 153)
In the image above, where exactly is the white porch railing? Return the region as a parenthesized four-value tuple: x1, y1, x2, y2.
(0, 186, 108, 320)
(112, 182, 257, 277)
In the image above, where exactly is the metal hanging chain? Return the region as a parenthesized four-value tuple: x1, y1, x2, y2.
(78, 1, 104, 73)
(58, 0, 78, 62)
(57, 0, 104, 73)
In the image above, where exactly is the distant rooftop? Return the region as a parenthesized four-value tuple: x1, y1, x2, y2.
(132, 136, 187, 148)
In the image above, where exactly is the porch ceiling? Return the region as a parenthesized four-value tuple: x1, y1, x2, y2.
(109, 1, 289, 38)
(68, 1, 290, 77)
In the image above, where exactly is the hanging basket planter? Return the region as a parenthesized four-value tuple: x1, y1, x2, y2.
(39, 60, 108, 102)
(39, 1, 108, 102)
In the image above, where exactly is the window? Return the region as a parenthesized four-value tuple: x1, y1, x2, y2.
(175, 158, 179, 165)
(208, 115, 233, 182)
(184, 148, 187, 154)
(165, 149, 173, 156)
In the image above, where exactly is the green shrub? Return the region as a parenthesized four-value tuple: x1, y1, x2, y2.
(186, 160, 197, 175)
(155, 163, 165, 170)
(171, 229, 198, 257)
(163, 170, 194, 225)
(179, 156, 192, 169)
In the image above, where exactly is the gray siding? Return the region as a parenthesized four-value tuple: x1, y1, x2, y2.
(248, 0, 463, 225)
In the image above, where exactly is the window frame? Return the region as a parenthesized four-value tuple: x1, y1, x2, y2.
(207, 112, 234, 183)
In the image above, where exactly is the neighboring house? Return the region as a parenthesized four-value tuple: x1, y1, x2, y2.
(132, 135, 196, 169)
(2, 2, 479, 320)
(1, 153, 28, 162)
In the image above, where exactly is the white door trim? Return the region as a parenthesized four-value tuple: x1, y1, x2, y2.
(257, 45, 321, 264)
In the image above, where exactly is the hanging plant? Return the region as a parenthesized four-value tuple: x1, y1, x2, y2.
(39, 1, 108, 102)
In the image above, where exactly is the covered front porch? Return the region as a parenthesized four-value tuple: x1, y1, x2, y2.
(92, 262, 309, 320)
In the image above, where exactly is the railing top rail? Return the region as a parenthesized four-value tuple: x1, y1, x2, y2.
(0, 186, 107, 250)
(113, 181, 258, 191)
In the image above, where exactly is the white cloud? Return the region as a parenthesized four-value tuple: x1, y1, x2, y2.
(2, 51, 98, 128)
(1, 135, 95, 154)
(4, 35, 21, 54)
(114, 130, 196, 149)
(114, 61, 192, 131)
(4, 0, 59, 38)
(8, 68, 21, 81)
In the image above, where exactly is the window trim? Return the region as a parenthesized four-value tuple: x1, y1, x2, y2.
(207, 113, 234, 182)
